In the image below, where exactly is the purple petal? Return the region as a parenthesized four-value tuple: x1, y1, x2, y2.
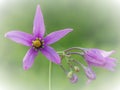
(100, 50, 115, 57)
(44, 28, 73, 45)
(103, 57, 116, 71)
(84, 49, 105, 65)
(33, 5, 45, 38)
(85, 55, 105, 66)
(23, 48, 38, 70)
(40, 46, 61, 64)
(84, 67, 96, 80)
(5, 31, 33, 46)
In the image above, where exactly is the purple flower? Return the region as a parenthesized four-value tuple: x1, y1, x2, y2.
(5, 5, 73, 70)
(84, 48, 116, 71)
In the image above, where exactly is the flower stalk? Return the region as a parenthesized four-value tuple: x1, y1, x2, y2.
(58, 47, 117, 83)
(49, 61, 52, 90)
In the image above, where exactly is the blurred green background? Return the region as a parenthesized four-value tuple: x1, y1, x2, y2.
(0, 0, 120, 90)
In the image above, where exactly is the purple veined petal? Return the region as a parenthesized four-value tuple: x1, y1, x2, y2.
(76, 61, 96, 81)
(102, 57, 116, 71)
(86, 49, 104, 60)
(84, 49, 106, 65)
(40, 46, 61, 64)
(44, 28, 73, 45)
(23, 48, 38, 70)
(84, 67, 96, 80)
(5, 31, 33, 46)
(84, 54, 105, 65)
(100, 50, 115, 57)
(33, 5, 45, 38)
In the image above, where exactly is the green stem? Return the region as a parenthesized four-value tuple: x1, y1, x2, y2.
(57, 51, 64, 54)
(49, 61, 52, 90)
(67, 52, 84, 56)
(64, 47, 84, 53)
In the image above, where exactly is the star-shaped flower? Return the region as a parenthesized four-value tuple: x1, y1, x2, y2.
(5, 5, 73, 70)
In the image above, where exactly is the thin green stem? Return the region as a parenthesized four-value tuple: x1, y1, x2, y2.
(57, 51, 64, 54)
(67, 52, 84, 56)
(59, 64, 67, 74)
(49, 61, 52, 90)
(64, 47, 84, 53)
(72, 59, 86, 69)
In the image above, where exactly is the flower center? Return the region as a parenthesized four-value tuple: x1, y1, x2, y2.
(32, 39, 41, 48)
(32, 38, 44, 50)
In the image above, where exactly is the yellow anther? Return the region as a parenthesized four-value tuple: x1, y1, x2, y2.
(32, 39, 41, 48)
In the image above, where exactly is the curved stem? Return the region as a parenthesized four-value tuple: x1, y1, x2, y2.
(57, 51, 64, 54)
(64, 47, 84, 53)
(72, 59, 86, 69)
(49, 61, 52, 90)
(67, 52, 84, 56)
(59, 64, 67, 74)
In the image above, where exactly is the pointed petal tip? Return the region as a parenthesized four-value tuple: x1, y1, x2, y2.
(4, 32, 10, 38)
(49, 57, 61, 64)
(44, 28, 73, 45)
(108, 50, 116, 55)
(33, 4, 45, 38)
(111, 50, 116, 54)
(55, 60, 61, 64)
(37, 5, 40, 9)
(4, 31, 33, 46)
(107, 67, 115, 72)
(4, 33, 7, 37)
(23, 66, 29, 70)
(66, 28, 73, 32)
(53, 54, 61, 64)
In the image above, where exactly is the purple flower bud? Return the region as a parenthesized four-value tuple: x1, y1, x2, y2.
(69, 74, 78, 84)
(84, 67, 96, 80)
(83, 48, 116, 71)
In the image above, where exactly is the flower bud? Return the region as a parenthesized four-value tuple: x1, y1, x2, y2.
(84, 67, 96, 80)
(70, 74, 78, 84)
(74, 66, 80, 72)
(67, 71, 73, 79)
(83, 48, 116, 71)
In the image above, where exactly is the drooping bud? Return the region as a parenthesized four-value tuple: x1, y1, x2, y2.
(83, 48, 116, 71)
(69, 74, 78, 84)
(84, 67, 96, 80)
(74, 66, 80, 72)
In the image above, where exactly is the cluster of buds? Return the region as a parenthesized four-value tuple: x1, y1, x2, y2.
(59, 47, 117, 84)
